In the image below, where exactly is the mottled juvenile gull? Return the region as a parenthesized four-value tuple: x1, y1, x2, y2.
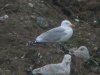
(32, 54, 71, 75)
(70, 46, 90, 61)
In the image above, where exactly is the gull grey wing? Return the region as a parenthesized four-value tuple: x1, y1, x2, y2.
(41, 27, 67, 42)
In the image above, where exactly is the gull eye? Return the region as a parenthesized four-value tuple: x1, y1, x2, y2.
(66, 23, 69, 24)
(80, 48, 84, 51)
(69, 58, 71, 61)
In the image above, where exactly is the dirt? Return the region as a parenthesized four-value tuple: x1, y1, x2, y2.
(0, 0, 100, 75)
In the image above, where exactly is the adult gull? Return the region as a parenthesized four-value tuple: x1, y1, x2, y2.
(28, 20, 74, 52)
(32, 54, 71, 75)
(35, 20, 74, 43)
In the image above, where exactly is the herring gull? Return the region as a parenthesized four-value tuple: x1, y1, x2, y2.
(28, 20, 74, 53)
(71, 46, 90, 61)
(32, 54, 71, 75)
(35, 20, 74, 43)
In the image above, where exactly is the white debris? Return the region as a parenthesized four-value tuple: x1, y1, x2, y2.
(0, 15, 9, 21)
(75, 18, 80, 22)
(93, 47, 98, 51)
(39, 55, 42, 59)
(30, 15, 36, 19)
(21, 54, 25, 59)
(37, 53, 42, 58)
(28, 3, 34, 7)
(14, 57, 18, 60)
(38, 53, 41, 56)
(32, 54, 71, 75)
(94, 20, 97, 23)
(4, 15, 8, 19)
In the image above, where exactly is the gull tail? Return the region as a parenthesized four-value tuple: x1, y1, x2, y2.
(26, 41, 39, 46)
(32, 68, 42, 75)
(26, 40, 45, 47)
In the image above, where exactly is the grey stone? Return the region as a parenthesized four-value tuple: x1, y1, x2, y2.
(36, 17, 52, 29)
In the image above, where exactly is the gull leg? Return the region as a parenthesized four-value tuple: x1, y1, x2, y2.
(59, 43, 69, 54)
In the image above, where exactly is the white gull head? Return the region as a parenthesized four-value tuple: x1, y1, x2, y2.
(61, 20, 73, 27)
(62, 54, 71, 63)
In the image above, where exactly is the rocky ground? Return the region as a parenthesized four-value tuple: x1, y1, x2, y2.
(0, 0, 100, 75)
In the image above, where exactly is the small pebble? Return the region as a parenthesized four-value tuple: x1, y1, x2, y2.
(28, 3, 34, 7)
(38, 53, 40, 56)
(15, 57, 18, 59)
(40, 55, 42, 59)
(75, 18, 80, 22)
(0, 15, 9, 21)
(4, 15, 9, 19)
(93, 20, 97, 23)
(93, 47, 98, 51)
